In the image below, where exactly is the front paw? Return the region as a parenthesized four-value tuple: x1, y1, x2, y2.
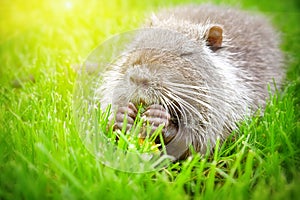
(114, 102, 137, 131)
(142, 104, 171, 134)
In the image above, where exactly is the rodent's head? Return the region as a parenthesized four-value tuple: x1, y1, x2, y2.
(113, 49, 194, 107)
(106, 27, 224, 124)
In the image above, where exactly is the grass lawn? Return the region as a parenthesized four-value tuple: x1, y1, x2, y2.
(0, 0, 299, 199)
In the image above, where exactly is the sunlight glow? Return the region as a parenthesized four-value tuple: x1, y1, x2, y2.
(65, 1, 73, 10)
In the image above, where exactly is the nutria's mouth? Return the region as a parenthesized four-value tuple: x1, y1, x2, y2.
(131, 99, 146, 111)
(138, 98, 147, 106)
(132, 98, 153, 110)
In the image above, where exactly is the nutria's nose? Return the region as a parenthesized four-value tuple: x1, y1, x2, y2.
(129, 75, 149, 87)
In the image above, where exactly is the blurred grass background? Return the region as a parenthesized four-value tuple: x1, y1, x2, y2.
(0, 0, 299, 199)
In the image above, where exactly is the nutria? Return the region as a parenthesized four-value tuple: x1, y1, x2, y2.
(96, 4, 285, 160)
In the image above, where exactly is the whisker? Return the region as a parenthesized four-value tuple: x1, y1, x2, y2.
(159, 94, 182, 126)
(159, 90, 188, 126)
(166, 81, 210, 91)
(161, 87, 209, 125)
(167, 85, 240, 114)
(166, 86, 220, 118)
(165, 81, 241, 104)
(168, 83, 225, 100)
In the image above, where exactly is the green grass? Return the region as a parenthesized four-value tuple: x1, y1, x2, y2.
(1, 0, 300, 199)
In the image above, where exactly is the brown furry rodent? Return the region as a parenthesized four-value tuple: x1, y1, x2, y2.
(97, 4, 285, 160)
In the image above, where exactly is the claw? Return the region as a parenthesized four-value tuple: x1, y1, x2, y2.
(143, 104, 170, 128)
(114, 103, 138, 132)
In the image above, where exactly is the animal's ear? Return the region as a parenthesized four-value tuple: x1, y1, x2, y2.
(205, 25, 223, 51)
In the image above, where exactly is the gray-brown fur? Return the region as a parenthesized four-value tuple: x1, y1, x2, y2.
(97, 4, 285, 160)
